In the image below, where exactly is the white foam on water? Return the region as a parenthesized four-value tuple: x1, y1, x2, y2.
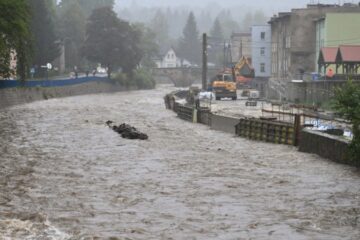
(0, 219, 71, 240)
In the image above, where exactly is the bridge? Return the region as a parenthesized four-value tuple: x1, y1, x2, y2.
(151, 67, 219, 87)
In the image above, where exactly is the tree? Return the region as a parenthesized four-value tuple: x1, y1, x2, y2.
(57, 0, 86, 69)
(0, 0, 31, 80)
(82, 7, 143, 78)
(253, 10, 267, 25)
(78, 0, 114, 17)
(29, 0, 60, 76)
(333, 81, 360, 163)
(210, 18, 224, 40)
(178, 12, 200, 64)
(133, 23, 159, 68)
(242, 12, 253, 32)
(215, 10, 240, 38)
(149, 10, 169, 48)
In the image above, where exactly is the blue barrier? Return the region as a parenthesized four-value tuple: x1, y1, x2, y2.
(0, 76, 112, 89)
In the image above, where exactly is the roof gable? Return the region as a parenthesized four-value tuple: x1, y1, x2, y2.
(318, 47, 338, 64)
(336, 45, 360, 62)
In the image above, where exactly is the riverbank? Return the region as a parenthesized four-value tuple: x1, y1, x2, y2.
(0, 79, 131, 109)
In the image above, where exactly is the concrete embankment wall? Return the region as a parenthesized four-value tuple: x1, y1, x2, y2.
(286, 80, 360, 103)
(210, 114, 240, 134)
(0, 79, 125, 109)
(299, 129, 356, 166)
(165, 93, 357, 167)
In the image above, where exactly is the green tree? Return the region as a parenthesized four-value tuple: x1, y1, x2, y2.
(334, 81, 360, 163)
(57, 0, 86, 69)
(149, 10, 169, 48)
(178, 12, 200, 64)
(82, 7, 143, 78)
(78, 0, 114, 17)
(210, 18, 224, 40)
(133, 23, 159, 68)
(29, 0, 60, 76)
(216, 10, 240, 38)
(0, 0, 31, 80)
(242, 12, 253, 32)
(253, 10, 267, 25)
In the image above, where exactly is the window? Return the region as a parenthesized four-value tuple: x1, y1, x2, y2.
(260, 63, 265, 73)
(261, 32, 265, 40)
(260, 47, 265, 56)
(286, 36, 291, 48)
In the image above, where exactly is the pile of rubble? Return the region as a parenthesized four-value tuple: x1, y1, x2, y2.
(106, 121, 148, 140)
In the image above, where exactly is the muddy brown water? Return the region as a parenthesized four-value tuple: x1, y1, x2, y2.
(0, 85, 359, 240)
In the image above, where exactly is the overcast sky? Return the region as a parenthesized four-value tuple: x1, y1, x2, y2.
(116, 0, 356, 13)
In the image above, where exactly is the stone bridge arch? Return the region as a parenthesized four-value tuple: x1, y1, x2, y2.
(152, 67, 219, 87)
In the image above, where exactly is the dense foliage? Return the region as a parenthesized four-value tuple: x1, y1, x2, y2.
(57, 0, 86, 70)
(29, 0, 60, 77)
(0, 0, 31, 80)
(113, 69, 156, 90)
(178, 12, 201, 64)
(82, 7, 143, 77)
(334, 81, 360, 163)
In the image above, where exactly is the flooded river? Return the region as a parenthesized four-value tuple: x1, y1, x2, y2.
(0, 85, 359, 239)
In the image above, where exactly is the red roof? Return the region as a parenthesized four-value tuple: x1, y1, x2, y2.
(337, 45, 360, 62)
(319, 47, 338, 63)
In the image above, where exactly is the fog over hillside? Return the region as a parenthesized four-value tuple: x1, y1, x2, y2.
(116, 0, 353, 13)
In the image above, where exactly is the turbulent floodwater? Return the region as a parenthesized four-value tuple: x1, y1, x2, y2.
(0, 85, 359, 240)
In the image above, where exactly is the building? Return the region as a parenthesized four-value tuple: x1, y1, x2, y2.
(230, 32, 252, 63)
(155, 48, 182, 68)
(251, 25, 272, 97)
(268, 3, 360, 99)
(316, 12, 360, 72)
(251, 25, 271, 78)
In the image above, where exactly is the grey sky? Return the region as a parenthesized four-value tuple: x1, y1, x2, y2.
(117, 0, 355, 13)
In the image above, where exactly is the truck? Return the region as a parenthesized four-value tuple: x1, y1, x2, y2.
(211, 70, 237, 101)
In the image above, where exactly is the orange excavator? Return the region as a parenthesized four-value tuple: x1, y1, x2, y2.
(232, 56, 255, 88)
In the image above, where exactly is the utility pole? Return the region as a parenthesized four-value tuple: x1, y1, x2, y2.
(202, 33, 207, 91)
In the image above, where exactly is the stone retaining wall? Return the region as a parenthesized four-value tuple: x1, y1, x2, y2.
(0, 81, 126, 109)
(299, 129, 355, 166)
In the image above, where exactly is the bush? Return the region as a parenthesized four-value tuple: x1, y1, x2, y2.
(113, 72, 134, 88)
(333, 80, 360, 164)
(113, 69, 156, 90)
(133, 68, 156, 89)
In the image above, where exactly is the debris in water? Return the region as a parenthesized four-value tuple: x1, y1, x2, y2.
(106, 121, 148, 140)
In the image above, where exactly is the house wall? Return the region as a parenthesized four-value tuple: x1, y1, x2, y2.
(316, 12, 360, 72)
(268, 4, 360, 100)
(161, 49, 178, 68)
(251, 25, 271, 78)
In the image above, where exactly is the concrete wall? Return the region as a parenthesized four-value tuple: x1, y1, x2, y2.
(299, 129, 355, 166)
(286, 79, 359, 103)
(210, 114, 240, 134)
(0, 81, 126, 109)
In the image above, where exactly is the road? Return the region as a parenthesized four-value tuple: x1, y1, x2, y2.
(0, 85, 359, 239)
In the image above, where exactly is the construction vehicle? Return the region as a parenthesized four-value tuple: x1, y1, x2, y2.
(211, 69, 237, 100)
(233, 56, 255, 88)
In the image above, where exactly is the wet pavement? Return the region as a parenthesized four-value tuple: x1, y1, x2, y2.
(0, 85, 359, 239)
